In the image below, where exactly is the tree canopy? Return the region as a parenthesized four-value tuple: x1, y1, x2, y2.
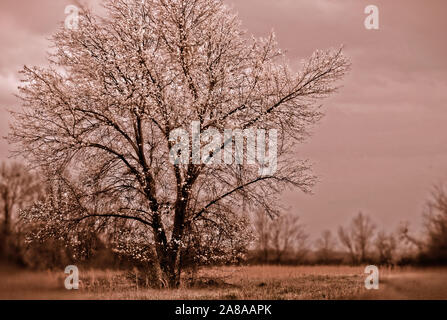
(10, 0, 349, 287)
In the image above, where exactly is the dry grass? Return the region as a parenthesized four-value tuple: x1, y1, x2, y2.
(357, 267, 447, 300)
(0, 264, 445, 300)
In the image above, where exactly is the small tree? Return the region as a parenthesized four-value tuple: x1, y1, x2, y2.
(10, 0, 349, 287)
(270, 213, 308, 263)
(374, 231, 396, 266)
(423, 185, 447, 263)
(254, 209, 271, 262)
(338, 212, 376, 264)
(0, 162, 41, 258)
(315, 230, 337, 264)
(253, 210, 307, 264)
(399, 184, 447, 265)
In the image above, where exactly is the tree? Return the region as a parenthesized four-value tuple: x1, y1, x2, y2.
(0, 162, 41, 257)
(253, 210, 307, 264)
(10, 0, 349, 287)
(270, 213, 308, 263)
(338, 212, 376, 264)
(315, 230, 337, 264)
(254, 209, 271, 262)
(399, 184, 447, 265)
(423, 185, 447, 263)
(374, 231, 396, 266)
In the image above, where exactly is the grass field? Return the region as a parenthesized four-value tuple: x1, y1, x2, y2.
(0, 265, 446, 300)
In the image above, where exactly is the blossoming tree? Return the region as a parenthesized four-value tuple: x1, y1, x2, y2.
(10, 0, 350, 287)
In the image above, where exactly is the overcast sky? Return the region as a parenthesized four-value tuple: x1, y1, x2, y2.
(1, 0, 446, 238)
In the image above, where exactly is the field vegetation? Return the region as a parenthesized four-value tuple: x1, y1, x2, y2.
(1, 265, 445, 300)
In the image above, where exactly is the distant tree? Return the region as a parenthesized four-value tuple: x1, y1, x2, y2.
(422, 185, 447, 263)
(10, 0, 349, 287)
(399, 184, 447, 265)
(374, 231, 397, 266)
(0, 162, 41, 257)
(254, 209, 272, 262)
(338, 212, 376, 264)
(270, 213, 308, 263)
(398, 223, 423, 249)
(315, 230, 337, 264)
(253, 210, 308, 264)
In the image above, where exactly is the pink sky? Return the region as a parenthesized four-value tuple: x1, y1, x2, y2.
(1, 0, 446, 238)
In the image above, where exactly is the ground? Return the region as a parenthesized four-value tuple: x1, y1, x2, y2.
(0, 265, 446, 300)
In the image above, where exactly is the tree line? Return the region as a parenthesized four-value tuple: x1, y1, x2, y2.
(251, 201, 447, 266)
(1, 161, 447, 275)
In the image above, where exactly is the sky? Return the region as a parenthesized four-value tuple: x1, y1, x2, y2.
(1, 0, 446, 238)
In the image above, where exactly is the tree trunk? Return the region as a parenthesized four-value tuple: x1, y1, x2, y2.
(152, 217, 184, 289)
(166, 265, 181, 288)
(154, 248, 182, 288)
(148, 175, 191, 289)
(163, 196, 188, 288)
